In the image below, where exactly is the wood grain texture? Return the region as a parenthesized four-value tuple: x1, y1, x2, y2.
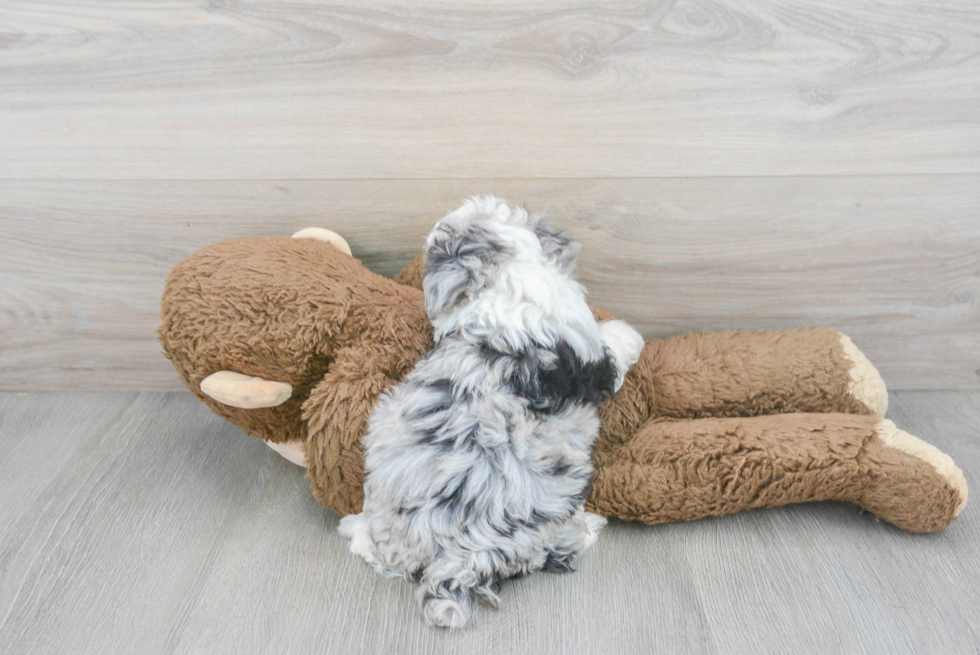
(0, 391, 977, 654)
(0, 1, 978, 179)
(2, 177, 978, 391)
(0, 393, 282, 654)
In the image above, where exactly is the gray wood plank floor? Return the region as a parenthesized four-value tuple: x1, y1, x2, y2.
(0, 391, 976, 654)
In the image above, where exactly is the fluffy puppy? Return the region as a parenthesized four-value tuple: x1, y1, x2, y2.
(339, 197, 643, 629)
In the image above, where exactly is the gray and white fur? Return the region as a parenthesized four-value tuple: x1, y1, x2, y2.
(339, 197, 644, 629)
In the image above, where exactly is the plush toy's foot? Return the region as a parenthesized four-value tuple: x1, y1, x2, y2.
(265, 439, 308, 467)
(589, 413, 967, 533)
(862, 419, 968, 531)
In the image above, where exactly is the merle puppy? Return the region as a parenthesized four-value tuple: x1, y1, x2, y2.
(339, 197, 643, 629)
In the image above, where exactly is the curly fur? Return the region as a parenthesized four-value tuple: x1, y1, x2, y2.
(339, 197, 643, 628)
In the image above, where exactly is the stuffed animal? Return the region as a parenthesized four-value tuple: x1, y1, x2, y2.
(159, 230, 967, 533)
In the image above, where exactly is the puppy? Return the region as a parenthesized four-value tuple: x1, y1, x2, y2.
(339, 197, 643, 629)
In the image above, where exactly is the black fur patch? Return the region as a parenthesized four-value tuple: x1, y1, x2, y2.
(434, 477, 467, 509)
(482, 340, 617, 415)
(409, 393, 452, 421)
(417, 426, 441, 445)
(546, 460, 572, 476)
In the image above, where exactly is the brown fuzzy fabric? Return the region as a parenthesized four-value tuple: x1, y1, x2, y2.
(161, 238, 432, 516)
(588, 412, 961, 533)
(160, 239, 967, 531)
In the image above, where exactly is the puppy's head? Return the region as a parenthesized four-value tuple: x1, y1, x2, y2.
(423, 197, 580, 322)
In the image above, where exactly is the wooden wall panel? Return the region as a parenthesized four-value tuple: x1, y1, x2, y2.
(2, 177, 977, 390)
(0, 1, 978, 179)
(2, 1, 977, 390)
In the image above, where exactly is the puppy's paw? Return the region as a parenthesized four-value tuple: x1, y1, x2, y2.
(599, 320, 644, 390)
(580, 512, 607, 551)
(542, 550, 579, 573)
(545, 510, 607, 573)
(338, 513, 378, 566)
(337, 513, 361, 539)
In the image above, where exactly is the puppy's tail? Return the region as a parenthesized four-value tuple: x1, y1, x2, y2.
(417, 558, 499, 630)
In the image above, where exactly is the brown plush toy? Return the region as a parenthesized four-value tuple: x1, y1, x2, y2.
(159, 230, 968, 534)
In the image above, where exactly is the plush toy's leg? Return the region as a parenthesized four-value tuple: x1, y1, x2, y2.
(264, 439, 308, 467)
(588, 413, 967, 533)
(599, 327, 888, 448)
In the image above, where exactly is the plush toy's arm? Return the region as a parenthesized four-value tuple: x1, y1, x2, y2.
(588, 412, 967, 533)
(598, 327, 889, 448)
(301, 343, 403, 517)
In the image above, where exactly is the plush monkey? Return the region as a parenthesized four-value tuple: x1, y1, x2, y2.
(159, 232, 967, 533)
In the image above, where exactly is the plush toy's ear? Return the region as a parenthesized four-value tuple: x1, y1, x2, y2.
(290, 227, 352, 255)
(200, 370, 292, 408)
(422, 219, 509, 321)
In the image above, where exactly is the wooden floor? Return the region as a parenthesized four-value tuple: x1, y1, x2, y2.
(0, 390, 976, 654)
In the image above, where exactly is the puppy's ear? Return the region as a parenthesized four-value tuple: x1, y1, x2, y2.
(423, 222, 507, 320)
(534, 222, 581, 273)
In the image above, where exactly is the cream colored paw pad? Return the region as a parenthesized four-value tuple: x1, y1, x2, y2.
(265, 439, 308, 468)
(876, 419, 968, 517)
(840, 334, 888, 418)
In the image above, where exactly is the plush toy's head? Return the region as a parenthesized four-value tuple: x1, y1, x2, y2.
(159, 237, 433, 444)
